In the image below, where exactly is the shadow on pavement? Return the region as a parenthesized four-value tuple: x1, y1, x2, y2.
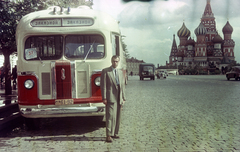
(1, 116, 105, 138)
(24, 136, 106, 142)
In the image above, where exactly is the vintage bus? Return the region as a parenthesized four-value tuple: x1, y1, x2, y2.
(16, 6, 127, 127)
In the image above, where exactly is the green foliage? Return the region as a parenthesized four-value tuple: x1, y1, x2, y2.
(121, 37, 130, 59)
(177, 64, 184, 71)
(45, 0, 93, 8)
(199, 70, 208, 75)
(0, 0, 47, 55)
(0, 1, 17, 53)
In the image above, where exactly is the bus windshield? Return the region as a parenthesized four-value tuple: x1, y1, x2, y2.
(25, 36, 63, 60)
(65, 35, 104, 59)
(24, 35, 105, 61)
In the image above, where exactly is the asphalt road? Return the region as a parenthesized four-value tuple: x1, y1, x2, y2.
(0, 75, 240, 152)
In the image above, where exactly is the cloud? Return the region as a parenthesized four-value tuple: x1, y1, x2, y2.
(118, 0, 190, 28)
(93, 0, 126, 18)
(121, 26, 172, 65)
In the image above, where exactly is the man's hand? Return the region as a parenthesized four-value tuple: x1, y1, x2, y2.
(103, 99, 107, 105)
(121, 100, 126, 110)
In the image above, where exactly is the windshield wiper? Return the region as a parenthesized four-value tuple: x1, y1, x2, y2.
(83, 41, 95, 62)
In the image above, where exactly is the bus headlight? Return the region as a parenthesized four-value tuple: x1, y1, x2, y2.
(94, 76, 101, 86)
(24, 79, 34, 89)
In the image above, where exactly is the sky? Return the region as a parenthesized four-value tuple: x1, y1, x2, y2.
(92, 0, 240, 67)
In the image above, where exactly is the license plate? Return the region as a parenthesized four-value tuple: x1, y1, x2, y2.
(55, 99, 74, 105)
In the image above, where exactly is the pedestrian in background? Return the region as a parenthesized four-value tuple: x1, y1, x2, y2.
(0, 63, 5, 86)
(12, 65, 17, 87)
(100, 55, 126, 143)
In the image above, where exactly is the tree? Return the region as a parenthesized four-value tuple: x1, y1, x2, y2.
(45, 0, 93, 8)
(0, 0, 46, 95)
(1, 1, 18, 95)
(121, 37, 130, 59)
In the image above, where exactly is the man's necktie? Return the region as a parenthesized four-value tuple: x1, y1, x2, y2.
(115, 69, 119, 85)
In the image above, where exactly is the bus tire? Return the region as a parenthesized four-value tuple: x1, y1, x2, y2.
(25, 118, 41, 130)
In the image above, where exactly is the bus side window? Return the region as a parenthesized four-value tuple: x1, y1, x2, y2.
(112, 35, 120, 56)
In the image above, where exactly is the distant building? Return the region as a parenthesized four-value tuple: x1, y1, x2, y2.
(127, 57, 145, 75)
(168, 0, 235, 70)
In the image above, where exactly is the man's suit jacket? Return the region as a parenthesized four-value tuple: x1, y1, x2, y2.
(100, 66, 126, 105)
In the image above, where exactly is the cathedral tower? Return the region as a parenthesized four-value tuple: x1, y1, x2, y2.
(222, 21, 235, 60)
(177, 22, 190, 62)
(169, 34, 178, 64)
(194, 23, 207, 58)
(201, 0, 217, 42)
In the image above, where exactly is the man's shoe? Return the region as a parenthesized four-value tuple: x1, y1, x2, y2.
(111, 135, 120, 139)
(106, 136, 113, 142)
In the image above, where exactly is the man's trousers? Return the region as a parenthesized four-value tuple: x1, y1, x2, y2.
(105, 86, 121, 136)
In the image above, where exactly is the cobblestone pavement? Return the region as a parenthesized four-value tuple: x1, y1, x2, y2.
(0, 75, 240, 152)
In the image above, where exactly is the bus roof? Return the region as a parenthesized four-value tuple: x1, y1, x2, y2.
(16, 6, 120, 36)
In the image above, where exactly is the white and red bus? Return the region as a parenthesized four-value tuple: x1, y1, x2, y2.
(16, 6, 127, 126)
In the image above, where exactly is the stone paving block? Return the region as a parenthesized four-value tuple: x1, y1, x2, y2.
(144, 147, 158, 152)
(121, 146, 137, 152)
(158, 148, 174, 152)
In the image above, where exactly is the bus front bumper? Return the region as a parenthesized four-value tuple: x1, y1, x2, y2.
(19, 103, 105, 118)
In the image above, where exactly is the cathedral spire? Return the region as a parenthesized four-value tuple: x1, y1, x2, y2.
(170, 34, 177, 57)
(202, 0, 214, 18)
(201, 0, 216, 39)
(171, 34, 177, 48)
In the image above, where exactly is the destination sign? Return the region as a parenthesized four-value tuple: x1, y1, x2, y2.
(62, 18, 94, 26)
(30, 18, 94, 27)
(31, 19, 61, 27)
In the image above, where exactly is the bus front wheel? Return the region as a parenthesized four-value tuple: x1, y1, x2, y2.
(25, 118, 41, 130)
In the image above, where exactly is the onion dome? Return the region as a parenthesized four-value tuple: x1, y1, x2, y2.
(222, 21, 233, 34)
(212, 34, 223, 43)
(186, 37, 195, 45)
(194, 22, 207, 36)
(177, 23, 190, 37)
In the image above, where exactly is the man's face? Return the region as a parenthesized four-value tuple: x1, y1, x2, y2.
(111, 57, 119, 68)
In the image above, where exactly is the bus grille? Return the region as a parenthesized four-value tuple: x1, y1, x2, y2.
(55, 61, 72, 99)
(42, 73, 51, 95)
(77, 71, 87, 96)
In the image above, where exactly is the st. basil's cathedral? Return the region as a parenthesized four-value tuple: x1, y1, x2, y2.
(168, 0, 235, 70)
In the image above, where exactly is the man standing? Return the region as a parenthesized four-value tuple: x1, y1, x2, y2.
(100, 55, 126, 143)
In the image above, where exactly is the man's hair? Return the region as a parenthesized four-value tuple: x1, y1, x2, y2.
(111, 55, 120, 61)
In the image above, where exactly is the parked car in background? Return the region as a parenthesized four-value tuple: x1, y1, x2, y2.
(156, 71, 167, 79)
(139, 63, 155, 80)
(226, 66, 240, 81)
